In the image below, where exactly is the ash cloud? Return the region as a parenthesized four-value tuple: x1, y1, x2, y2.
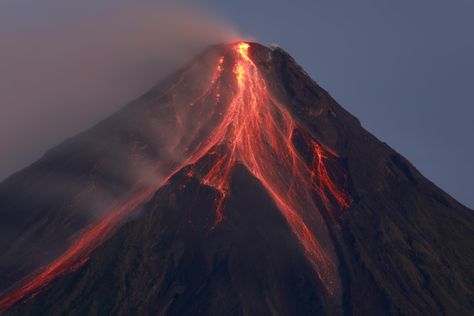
(0, 0, 239, 181)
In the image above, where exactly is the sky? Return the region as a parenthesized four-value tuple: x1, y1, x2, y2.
(0, 0, 472, 208)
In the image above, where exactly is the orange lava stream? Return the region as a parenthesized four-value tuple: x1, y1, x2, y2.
(0, 42, 350, 311)
(187, 43, 350, 292)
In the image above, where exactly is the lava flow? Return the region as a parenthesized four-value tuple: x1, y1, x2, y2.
(185, 43, 350, 292)
(0, 42, 351, 311)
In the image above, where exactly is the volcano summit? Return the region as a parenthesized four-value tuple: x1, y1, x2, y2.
(0, 42, 473, 316)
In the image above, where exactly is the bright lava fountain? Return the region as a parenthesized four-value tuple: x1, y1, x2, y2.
(0, 42, 351, 311)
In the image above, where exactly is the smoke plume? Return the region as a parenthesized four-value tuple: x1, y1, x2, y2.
(0, 1, 239, 181)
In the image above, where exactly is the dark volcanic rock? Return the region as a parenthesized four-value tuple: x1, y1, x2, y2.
(5, 165, 338, 315)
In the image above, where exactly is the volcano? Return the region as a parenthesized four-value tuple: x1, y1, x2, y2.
(0, 42, 473, 315)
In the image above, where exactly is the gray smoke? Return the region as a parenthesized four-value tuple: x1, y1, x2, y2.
(0, 1, 239, 181)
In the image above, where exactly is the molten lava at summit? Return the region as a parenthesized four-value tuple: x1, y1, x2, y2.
(0, 42, 351, 311)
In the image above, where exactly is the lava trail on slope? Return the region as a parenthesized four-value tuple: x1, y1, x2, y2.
(0, 42, 350, 311)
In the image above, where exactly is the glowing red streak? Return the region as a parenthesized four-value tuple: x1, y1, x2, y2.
(186, 42, 351, 292)
(0, 166, 180, 311)
(0, 42, 351, 311)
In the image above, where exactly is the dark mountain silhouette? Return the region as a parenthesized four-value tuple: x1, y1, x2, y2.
(0, 42, 473, 316)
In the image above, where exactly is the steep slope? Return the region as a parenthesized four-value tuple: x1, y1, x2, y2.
(0, 46, 229, 293)
(1, 42, 473, 315)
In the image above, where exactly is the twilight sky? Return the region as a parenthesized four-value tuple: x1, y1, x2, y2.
(0, 0, 473, 208)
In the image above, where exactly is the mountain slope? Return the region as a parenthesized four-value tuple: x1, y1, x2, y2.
(1, 42, 473, 315)
(0, 46, 228, 293)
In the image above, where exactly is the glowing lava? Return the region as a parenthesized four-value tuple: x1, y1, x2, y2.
(0, 42, 351, 311)
(186, 42, 350, 292)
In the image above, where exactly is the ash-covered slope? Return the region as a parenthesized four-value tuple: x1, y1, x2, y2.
(1, 42, 474, 316)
